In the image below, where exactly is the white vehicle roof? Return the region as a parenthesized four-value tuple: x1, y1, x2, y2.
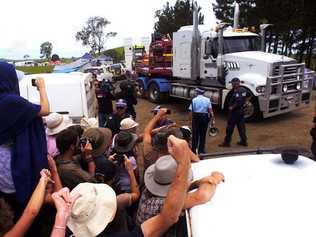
(178, 24, 259, 38)
(188, 153, 316, 237)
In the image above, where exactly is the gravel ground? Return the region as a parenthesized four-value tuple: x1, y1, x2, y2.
(133, 94, 315, 156)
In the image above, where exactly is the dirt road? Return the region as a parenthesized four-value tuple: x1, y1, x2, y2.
(134, 96, 315, 155)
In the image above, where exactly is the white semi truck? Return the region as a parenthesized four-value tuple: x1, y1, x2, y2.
(137, 2, 314, 120)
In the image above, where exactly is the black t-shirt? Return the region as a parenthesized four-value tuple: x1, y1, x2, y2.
(105, 226, 144, 237)
(96, 88, 115, 114)
(229, 87, 248, 112)
(105, 113, 131, 136)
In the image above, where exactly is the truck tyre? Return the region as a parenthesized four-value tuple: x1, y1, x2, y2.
(225, 89, 261, 122)
(148, 83, 168, 103)
(244, 93, 261, 122)
(137, 80, 146, 98)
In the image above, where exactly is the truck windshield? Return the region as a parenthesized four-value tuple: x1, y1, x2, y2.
(224, 36, 260, 54)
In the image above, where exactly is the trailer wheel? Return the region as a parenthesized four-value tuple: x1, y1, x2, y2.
(137, 80, 146, 98)
(148, 83, 168, 103)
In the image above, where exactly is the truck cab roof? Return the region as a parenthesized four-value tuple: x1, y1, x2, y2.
(178, 24, 259, 38)
(187, 151, 316, 237)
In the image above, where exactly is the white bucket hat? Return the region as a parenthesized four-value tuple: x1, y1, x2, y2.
(120, 118, 139, 131)
(46, 113, 73, 136)
(68, 183, 117, 237)
(80, 117, 99, 128)
(144, 155, 193, 197)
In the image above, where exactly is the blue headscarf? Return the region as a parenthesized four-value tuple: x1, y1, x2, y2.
(0, 62, 48, 204)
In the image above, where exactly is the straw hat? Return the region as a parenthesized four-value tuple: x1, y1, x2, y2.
(144, 155, 193, 197)
(120, 118, 139, 131)
(46, 113, 73, 136)
(80, 117, 99, 128)
(68, 183, 117, 237)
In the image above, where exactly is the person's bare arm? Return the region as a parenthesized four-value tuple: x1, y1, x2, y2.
(117, 156, 140, 209)
(35, 78, 50, 116)
(83, 141, 96, 175)
(45, 156, 63, 204)
(185, 172, 224, 209)
(50, 188, 80, 237)
(141, 136, 191, 237)
(143, 109, 168, 155)
(4, 169, 51, 237)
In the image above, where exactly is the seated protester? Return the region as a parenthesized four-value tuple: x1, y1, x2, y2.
(55, 128, 95, 190)
(1, 169, 59, 237)
(45, 112, 73, 158)
(136, 155, 224, 228)
(50, 135, 198, 237)
(105, 99, 131, 136)
(151, 105, 174, 129)
(143, 108, 187, 170)
(110, 131, 138, 193)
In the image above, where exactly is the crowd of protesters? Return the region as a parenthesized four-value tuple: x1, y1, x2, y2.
(0, 62, 225, 237)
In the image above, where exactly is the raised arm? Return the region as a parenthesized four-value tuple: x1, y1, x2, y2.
(143, 109, 168, 155)
(4, 169, 51, 237)
(117, 156, 140, 209)
(35, 78, 50, 116)
(45, 156, 63, 204)
(141, 136, 191, 237)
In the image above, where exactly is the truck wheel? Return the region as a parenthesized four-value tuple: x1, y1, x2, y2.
(148, 83, 168, 103)
(137, 81, 146, 98)
(244, 95, 261, 122)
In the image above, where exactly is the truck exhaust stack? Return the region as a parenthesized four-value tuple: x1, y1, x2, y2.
(191, 1, 200, 81)
(233, 1, 240, 29)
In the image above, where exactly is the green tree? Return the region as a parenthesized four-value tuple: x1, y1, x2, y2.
(40, 42, 53, 59)
(154, 0, 204, 37)
(76, 16, 117, 54)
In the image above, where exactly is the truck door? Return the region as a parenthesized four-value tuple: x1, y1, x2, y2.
(201, 38, 218, 79)
(173, 30, 192, 79)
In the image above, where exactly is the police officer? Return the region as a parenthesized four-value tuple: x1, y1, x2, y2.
(219, 78, 248, 147)
(189, 88, 215, 154)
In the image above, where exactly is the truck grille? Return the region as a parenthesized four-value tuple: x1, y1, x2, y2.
(272, 62, 303, 81)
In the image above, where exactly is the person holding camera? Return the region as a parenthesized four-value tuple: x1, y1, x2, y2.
(115, 80, 138, 119)
(150, 105, 174, 129)
(95, 79, 115, 127)
(189, 88, 215, 155)
(0, 62, 50, 206)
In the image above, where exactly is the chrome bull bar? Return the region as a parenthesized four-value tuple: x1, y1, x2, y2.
(258, 63, 314, 118)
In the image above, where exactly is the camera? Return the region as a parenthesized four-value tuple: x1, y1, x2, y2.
(79, 137, 88, 147)
(113, 154, 125, 165)
(166, 109, 171, 114)
(31, 79, 37, 87)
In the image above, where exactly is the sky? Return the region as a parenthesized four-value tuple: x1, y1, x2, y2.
(0, 0, 216, 60)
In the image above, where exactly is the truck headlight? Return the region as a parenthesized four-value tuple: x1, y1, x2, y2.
(282, 84, 288, 93)
(256, 86, 266, 94)
(303, 80, 309, 89)
(296, 82, 301, 90)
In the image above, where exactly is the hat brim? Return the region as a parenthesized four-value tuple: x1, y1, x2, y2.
(144, 163, 193, 197)
(46, 121, 73, 135)
(114, 133, 138, 153)
(68, 183, 117, 237)
(91, 128, 112, 157)
(120, 122, 139, 131)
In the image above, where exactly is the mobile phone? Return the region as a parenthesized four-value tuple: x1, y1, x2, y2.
(166, 109, 171, 114)
(31, 79, 37, 87)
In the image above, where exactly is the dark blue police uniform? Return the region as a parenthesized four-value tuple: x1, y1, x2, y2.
(189, 90, 212, 154)
(223, 86, 248, 145)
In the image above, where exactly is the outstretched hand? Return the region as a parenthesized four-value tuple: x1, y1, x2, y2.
(52, 187, 81, 223)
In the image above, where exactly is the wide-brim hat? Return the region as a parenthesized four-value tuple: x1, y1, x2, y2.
(80, 117, 99, 128)
(68, 183, 117, 237)
(113, 131, 138, 153)
(144, 155, 193, 197)
(152, 128, 183, 151)
(83, 128, 112, 157)
(120, 118, 139, 131)
(46, 113, 73, 136)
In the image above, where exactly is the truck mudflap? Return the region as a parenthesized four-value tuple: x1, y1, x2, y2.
(259, 63, 314, 118)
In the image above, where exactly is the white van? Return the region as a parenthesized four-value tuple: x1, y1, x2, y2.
(19, 72, 97, 122)
(186, 149, 316, 237)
